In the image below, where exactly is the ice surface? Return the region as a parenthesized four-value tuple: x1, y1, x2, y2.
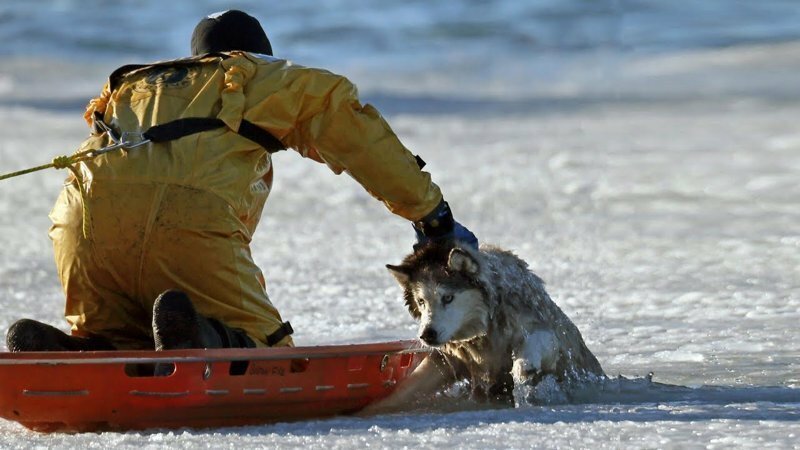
(0, 3, 799, 447)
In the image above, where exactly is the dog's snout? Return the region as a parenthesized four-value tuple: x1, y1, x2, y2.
(420, 327, 438, 345)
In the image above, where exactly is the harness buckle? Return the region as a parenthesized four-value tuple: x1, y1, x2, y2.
(91, 132, 151, 156)
(120, 131, 150, 149)
(94, 117, 121, 144)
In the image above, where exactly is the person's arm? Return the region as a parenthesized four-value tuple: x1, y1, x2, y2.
(247, 65, 440, 221)
(245, 63, 477, 246)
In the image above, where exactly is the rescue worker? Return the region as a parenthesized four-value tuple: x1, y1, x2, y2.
(5, 10, 477, 352)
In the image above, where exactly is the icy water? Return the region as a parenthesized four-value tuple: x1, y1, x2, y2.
(0, 1, 799, 448)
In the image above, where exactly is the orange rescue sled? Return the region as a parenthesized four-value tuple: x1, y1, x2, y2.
(0, 340, 428, 432)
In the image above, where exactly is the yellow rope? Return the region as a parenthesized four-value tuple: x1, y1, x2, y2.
(0, 148, 98, 238)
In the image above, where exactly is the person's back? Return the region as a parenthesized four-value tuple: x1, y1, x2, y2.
(52, 52, 294, 349)
(84, 53, 286, 241)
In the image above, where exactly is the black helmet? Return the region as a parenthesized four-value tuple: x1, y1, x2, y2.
(191, 10, 273, 56)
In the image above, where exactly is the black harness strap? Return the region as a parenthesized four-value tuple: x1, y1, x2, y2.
(143, 117, 226, 143)
(265, 321, 294, 347)
(106, 54, 285, 154)
(123, 117, 285, 154)
(415, 155, 426, 170)
(237, 119, 285, 153)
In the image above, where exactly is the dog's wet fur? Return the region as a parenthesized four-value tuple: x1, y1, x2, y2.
(367, 242, 605, 412)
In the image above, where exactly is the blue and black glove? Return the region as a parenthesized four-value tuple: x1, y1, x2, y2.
(413, 200, 478, 250)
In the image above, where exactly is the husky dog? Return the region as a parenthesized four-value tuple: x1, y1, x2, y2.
(369, 243, 605, 411)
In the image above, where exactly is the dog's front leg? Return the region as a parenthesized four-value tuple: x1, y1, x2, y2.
(511, 329, 570, 405)
(358, 352, 452, 416)
(512, 329, 558, 385)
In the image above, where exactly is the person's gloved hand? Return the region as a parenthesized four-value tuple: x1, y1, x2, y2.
(413, 200, 478, 249)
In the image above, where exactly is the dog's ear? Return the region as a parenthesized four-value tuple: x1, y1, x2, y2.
(448, 248, 479, 276)
(386, 264, 412, 286)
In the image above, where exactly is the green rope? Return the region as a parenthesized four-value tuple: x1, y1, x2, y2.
(0, 148, 97, 238)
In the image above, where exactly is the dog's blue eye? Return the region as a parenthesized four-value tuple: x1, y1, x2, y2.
(442, 294, 454, 305)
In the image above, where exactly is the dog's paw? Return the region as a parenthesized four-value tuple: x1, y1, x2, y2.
(512, 373, 568, 407)
(512, 356, 545, 386)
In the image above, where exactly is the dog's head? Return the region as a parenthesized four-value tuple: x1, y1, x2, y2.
(387, 243, 491, 347)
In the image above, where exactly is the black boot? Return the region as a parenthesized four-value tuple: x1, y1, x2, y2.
(152, 289, 255, 350)
(6, 318, 116, 352)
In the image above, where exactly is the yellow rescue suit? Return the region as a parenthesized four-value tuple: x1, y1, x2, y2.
(50, 52, 442, 349)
